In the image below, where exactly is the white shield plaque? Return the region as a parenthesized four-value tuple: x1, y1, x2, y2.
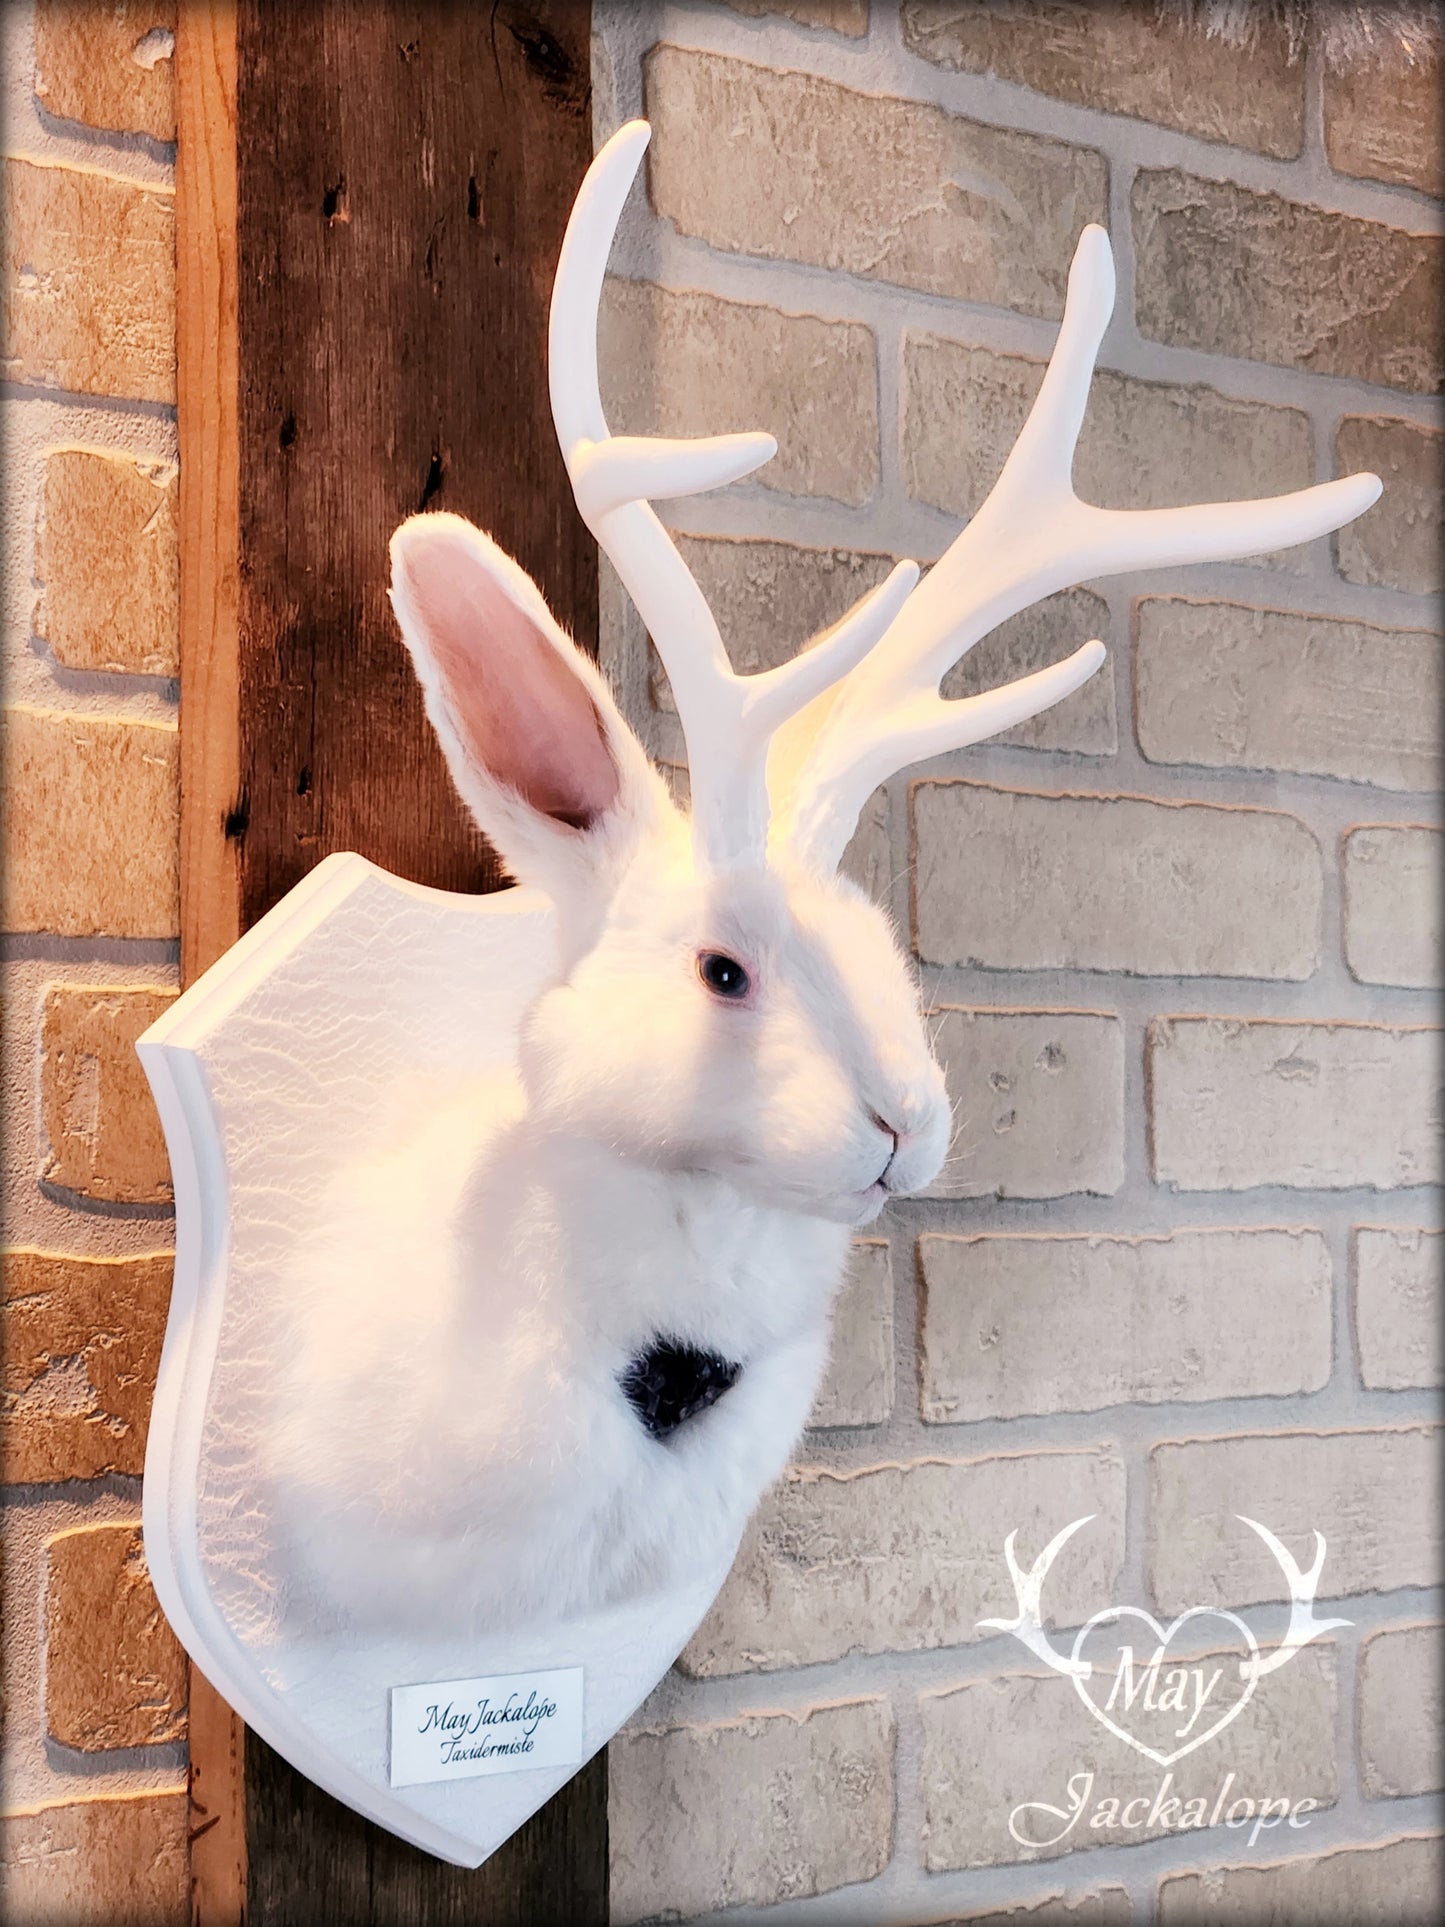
(139, 853, 737, 1866)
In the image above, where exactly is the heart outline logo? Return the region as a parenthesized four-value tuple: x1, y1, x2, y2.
(1068, 1605, 1260, 1766)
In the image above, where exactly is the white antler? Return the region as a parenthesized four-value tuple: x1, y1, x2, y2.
(976, 1516, 1096, 1678)
(549, 120, 918, 869)
(1236, 1515, 1352, 1681)
(771, 225, 1383, 872)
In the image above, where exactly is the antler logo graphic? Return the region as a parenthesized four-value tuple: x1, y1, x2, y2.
(978, 1517, 1351, 1766)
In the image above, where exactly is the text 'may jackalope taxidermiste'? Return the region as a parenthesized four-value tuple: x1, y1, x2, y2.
(139, 120, 1380, 1863)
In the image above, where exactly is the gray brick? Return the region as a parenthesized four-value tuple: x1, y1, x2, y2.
(1134, 597, 1442, 795)
(599, 278, 878, 507)
(645, 44, 1106, 319)
(681, 1447, 1125, 1676)
(655, 539, 1115, 756)
(1158, 1835, 1444, 1924)
(1148, 1016, 1440, 1192)
(1359, 1625, 1444, 1799)
(1133, 169, 1442, 394)
(720, 0, 868, 33)
(610, 1696, 893, 1921)
(904, 335, 1314, 571)
(913, 781, 1321, 980)
(840, 783, 892, 906)
(902, 0, 1304, 158)
(920, 1228, 1331, 1422)
(650, 535, 894, 707)
(922, 1646, 1335, 1869)
(1354, 1227, 1442, 1391)
(925, 1004, 1125, 1201)
(810, 1237, 892, 1429)
(944, 588, 1116, 756)
(1336, 416, 1443, 597)
(1149, 1426, 1442, 1614)
(1343, 824, 1441, 989)
(915, 1892, 1132, 1927)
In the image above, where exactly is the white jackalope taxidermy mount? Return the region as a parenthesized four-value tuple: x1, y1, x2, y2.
(277, 121, 1379, 1636)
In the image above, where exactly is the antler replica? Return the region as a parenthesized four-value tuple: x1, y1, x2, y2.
(550, 119, 919, 869)
(552, 120, 1382, 874)
(1235, 1515, 1352, 1680)
(975, 1515, 1096, 1677)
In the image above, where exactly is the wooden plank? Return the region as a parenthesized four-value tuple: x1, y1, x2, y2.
(230, 0, 608, 1918)
(175, 0, 242, 984)
(186, 1670, 247, 1927)
(234, 0, 601, 921)
(175, 9, 248, 1926)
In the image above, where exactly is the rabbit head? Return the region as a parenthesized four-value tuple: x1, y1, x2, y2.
(389, 126, 1383, 1228)
(390, 512, 950, 1227)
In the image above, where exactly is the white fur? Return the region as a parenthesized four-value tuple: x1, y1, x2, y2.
(270, 515, 950, 1634)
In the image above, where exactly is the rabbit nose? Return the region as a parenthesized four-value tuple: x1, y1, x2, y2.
(869, 1110, 902, 1153)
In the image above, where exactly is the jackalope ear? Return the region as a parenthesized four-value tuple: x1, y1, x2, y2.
(389, 513, 668, 910)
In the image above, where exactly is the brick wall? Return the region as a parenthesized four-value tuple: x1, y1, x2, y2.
(1, 3, 1439, 1921)
(1, 3, 187, 1921)
(593, 4, 1442, 1922)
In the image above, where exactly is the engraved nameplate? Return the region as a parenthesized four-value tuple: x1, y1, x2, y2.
(389, 1666, 584, 1788)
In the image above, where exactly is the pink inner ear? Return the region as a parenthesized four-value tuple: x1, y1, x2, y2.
(406, 536, 620, 829)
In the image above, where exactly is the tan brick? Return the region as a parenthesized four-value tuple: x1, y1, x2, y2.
(1336, 415, 1443, 597)
(916, 1891, 1132, 1927)
(681, 1446, 1124, 1676)
(1354, 1227, 1442, 1391)
(656, 537, 1114, 754)
(920, 1228, 1331, 1423)
(1343, 824, 1441, 989)
(2, 1249, 171, 1482)
(2, 157, 175, 404)
(926, 1005, 1125, 1201)
(1147, 1016, 1439, 1192)
(1157, 1834, 1443, 1925)
(1133, 170, 1442, 394)
(1359, 1625, 1443, 1799)
(923, 1646, 1336, 1869)
(37, 447, 179, 676)
(40, 984, 175, 1204)
(902, 0, 1303, 158)
(1, 706, 179, 938)
(914, 781, 1321, 980)
(45, 1523, 185, 1750)
(1325, 47, 1444, 196)
(610, 1697, 893, 1922)
(811, 1237, 892, 1429)
(0, 1791, 187, 1926)
(1149, 1426, 1441, 1614)
(904, 336, 1314, 568)
(1135, 597, 1442, 794)
(600, 278, 877, 506)
(34, 0, 176, 143)
(720, 0, 867, 33)
(645, 46, 1106, 321)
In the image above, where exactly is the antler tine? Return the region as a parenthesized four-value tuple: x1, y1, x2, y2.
(550, 121, 912, 868)
(773, 222, 1383, 873)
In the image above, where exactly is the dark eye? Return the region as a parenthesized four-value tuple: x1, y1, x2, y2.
(697, 951, 750, 1000)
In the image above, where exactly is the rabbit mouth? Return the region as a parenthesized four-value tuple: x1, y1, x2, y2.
(832, 1178, 890, 1226)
